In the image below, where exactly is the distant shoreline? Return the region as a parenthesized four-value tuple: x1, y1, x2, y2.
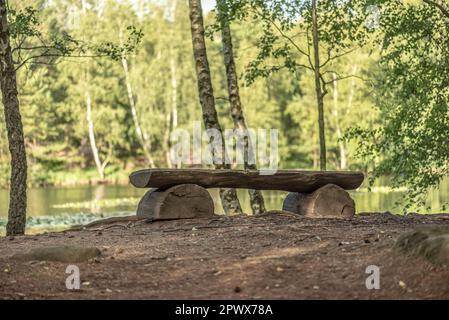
(0, 167, 131, 189)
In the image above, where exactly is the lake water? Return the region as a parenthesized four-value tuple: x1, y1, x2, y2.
(0, 179, 448, 234)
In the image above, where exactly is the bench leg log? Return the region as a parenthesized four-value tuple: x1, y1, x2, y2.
(282, 184, 355, 218)
(137, 184, 215, 220)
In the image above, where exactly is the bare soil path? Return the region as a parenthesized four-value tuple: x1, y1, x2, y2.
(1, 212, 449, 299)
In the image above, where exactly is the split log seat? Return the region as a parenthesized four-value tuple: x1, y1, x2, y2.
(129, 169, 364, 220)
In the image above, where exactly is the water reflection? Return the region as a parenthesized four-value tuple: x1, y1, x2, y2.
(0, 185, 146, 218)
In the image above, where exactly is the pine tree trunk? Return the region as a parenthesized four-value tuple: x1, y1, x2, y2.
(188, 0, 242, 215)
(218, 4, 266, 214)
(311, 0, 327, 171)
(0, 2, 27, 236)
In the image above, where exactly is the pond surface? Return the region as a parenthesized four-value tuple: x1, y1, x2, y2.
(0, 178, 448, 234)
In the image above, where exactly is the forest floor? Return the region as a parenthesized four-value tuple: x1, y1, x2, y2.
(0, 211, 449, 299)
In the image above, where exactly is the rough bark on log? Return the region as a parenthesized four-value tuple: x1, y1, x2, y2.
(136, 184, 215, 220)
(130, 169, 364, 193)
(282, 184, 355, 218)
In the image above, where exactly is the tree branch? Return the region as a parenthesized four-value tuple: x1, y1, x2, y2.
(423, 0, 449, 19)
(250, 7, 310, 59)
(322, 70, 365, 85)
(320, 47, 358, 68)
(14, 53, 110, 71)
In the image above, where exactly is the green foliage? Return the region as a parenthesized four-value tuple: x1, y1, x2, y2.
(347, 0, 449, 211)
(95, 25, 144, 61)
(8, 6, 41, 38)
(0, 0, 390, 178)
(0, 0, 447, 212)
(211, 0, 373, 85)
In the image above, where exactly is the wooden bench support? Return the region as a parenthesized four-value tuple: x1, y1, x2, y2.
(282, 184, 355, 218)
(137, 184, 215, 220)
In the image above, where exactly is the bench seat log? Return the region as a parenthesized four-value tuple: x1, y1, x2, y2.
(130, 169, 364, 193)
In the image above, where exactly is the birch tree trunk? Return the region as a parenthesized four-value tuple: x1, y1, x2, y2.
(169, 57, 177, 168)
(170, 58, 178, 130)
(166, 0, 178, 168)
(218, 3, 266, 214)
(332, 73, 347, 170)
(311, 0, 327, 171)
(163, 111, 173, 168)
(188, 0, 242, 215)
(0, 1, 27, 236)
(86, 90, 109, 180)
(347, 65, 358, 111)
(121, 56, 155, 168)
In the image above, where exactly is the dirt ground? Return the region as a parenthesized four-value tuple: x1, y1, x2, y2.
(1, 211, 449, 300)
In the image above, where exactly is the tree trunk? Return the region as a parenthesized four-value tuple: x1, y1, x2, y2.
(347, 65, 358, 110)
(169, 58, 177, 168)
(81, 0, 88, 13)
(344, 64, 358, 168)
(332, 73, 347, 170)
(121, 56, 155, 168)
(170, 58, 178, 131)
(167, 0, 178, 168)
(311, 0, 327, 171)
(86, 90, 108, 180)
(218, 3, 266, 215)
(188, 0, 242, 215)
(163, 111, 173, 168)
(312, 129, 318, 168)
(0, 1, 27, 236)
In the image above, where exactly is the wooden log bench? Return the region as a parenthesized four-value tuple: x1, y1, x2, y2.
(129, 169, 364, 220)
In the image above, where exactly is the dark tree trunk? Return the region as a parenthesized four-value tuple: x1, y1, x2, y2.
(218, 3, 266, 215)
(188, 0, 242, 215)
(0, 1, 27, 236)
(311, 0, 327, 171)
